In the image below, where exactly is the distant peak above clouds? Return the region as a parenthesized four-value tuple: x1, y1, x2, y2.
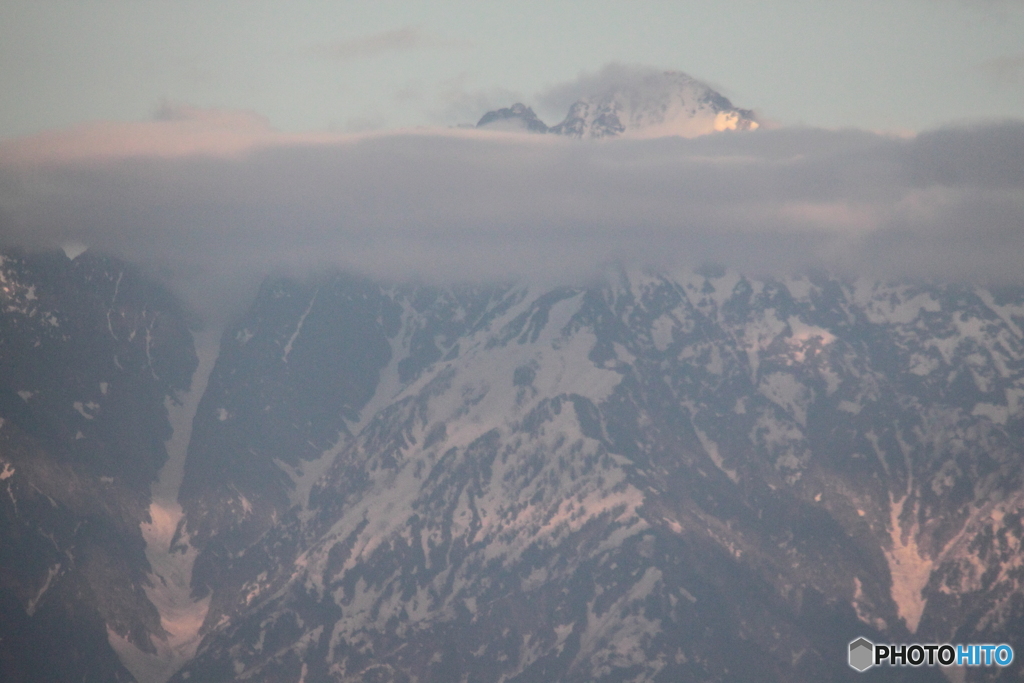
(477, 69, 758, 139)
(475, 103, 549, 133)
(552, 70, 759, 139)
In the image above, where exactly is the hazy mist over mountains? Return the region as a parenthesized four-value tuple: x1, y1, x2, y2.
(2, 68, 1023, 327)
(1, 64, 1024, 682)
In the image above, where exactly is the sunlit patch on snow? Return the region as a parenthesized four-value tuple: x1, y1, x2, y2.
(884, 494, 932, 633)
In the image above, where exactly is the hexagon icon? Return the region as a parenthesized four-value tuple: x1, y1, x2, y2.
(849, 637, 874, 672)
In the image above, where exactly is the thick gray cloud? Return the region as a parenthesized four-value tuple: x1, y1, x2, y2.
(1, 120, 1023, 327)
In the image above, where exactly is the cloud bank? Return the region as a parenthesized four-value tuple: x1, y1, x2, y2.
(1, 110, 1023, 327)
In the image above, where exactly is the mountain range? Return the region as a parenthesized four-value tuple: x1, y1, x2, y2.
(1, 247, 1023, 682)
(1, 70, 1021, 683)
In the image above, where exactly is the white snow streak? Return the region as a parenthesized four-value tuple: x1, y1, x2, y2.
(110, 330, 219, 683)
(283, 290, 317, 362)
(26, 563, 60, 616)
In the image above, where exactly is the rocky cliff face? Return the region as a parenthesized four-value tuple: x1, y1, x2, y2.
(169, 267, 1022, 682)
(3, 251, 1023, 682)
(476, 104, 550, 133)
(0, 249, 196, 682)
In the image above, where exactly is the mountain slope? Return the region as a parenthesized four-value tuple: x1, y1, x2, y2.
(167, 268, 1024, 682)
(0, 249, 197, 682)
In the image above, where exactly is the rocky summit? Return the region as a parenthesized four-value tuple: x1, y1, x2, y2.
(2, 248, 1023, 682)
(477, 70, 758, 139)
(476, 104, 550, 134)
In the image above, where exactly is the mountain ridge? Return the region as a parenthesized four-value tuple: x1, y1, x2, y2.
(477, 70, 758, 139)
(2, 251, 1024, 681)
(168, 267, 1023, 681)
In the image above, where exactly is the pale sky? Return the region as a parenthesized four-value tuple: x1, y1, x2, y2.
(2, 0, 1023, 138)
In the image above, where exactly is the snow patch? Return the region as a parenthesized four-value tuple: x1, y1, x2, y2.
(277, 435, 350, 515)
(693, 425, 738, 483)
(972, 403, 1008, 425)
(785, 277, 814, 301)
(26, 563, 60, 616)
(650, 314, 674, 351)
(883, 495, 932, 633)
(61, 242, 88, 259)
(73, 401, 95, 419)
(283, 289, 317, 362)
(574, 567, 664, 677)
(737, 307, 788, 378)
(786, 317, 835, 362)
(854, 282, 941, 325)
(977, 289, 1024, 338)
(759, 372, 812, 426)
(838, 400, 861, 414)
(112, 330, 219, 683)
(852, 577, 886, 631)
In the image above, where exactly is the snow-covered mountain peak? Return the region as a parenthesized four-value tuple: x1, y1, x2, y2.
(550, 70, 758, 139)
(476, 69, 757, 140)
